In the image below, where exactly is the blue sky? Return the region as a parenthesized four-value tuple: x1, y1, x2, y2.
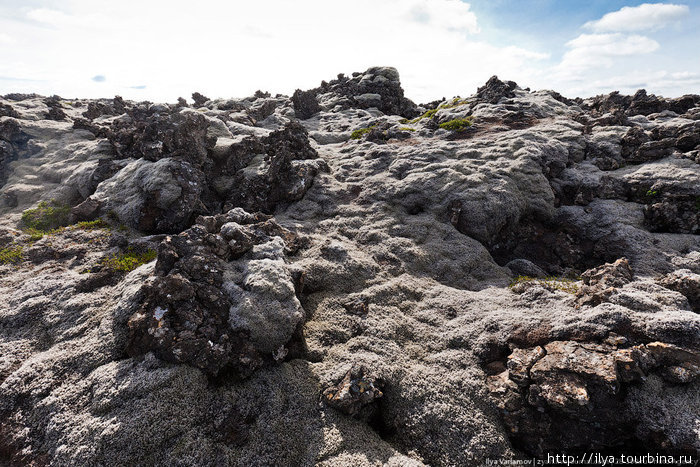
(0, 1, 698, 102)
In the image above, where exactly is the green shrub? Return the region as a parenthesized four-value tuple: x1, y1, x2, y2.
(439, 118, 473, 131)
(398, 127, 416, 132)
(509, 275, 579, 294)
(0, 245, 24, 265)
(100, 249, 157, 273)
(21, 201, 71, 232)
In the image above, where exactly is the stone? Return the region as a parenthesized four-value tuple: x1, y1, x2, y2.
(576, 258, 633, 307)
(322, 364, 383, 417)
(291, 89, 320, 119)
(657, 269, 700, 312)
(126, 210, 306, 377)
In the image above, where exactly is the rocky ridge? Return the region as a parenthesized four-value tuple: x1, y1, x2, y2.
(0, 67, 698, 465)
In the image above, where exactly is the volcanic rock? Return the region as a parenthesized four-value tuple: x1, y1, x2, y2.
(0, 71, 698, 466)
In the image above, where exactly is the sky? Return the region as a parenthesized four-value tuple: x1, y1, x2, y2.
(0, 1, 698, 103)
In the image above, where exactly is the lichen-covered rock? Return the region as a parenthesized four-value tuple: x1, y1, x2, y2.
(0, 72, 699, 466)
(126, 209, 306, 377)
(226, 121, 328, 213)
(89, 158, 205, 233)
(323, 364, 383, 417)
(576, 258, 633, 307)
(657, 269, 700, 312)
(487, 340, 700, 454)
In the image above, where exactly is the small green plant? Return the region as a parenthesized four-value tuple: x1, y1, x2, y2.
(24, 227, 63, 241)
(509, 275, 580, 294)
(74, 219, 110, 231)
(99, 248, 157, 273)
(645, 189, 659, 197)
(398, 127, 416, 132)
(439, 118, 473, 131)
(21, 201, 71, 232)
(0, 245, 24, 265)
(406, 98, 471, 124)
(350, 124, 377, 140)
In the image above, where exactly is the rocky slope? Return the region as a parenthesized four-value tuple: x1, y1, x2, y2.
(0, 66, 699, 466)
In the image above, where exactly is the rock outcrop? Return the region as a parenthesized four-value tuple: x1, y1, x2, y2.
(0, 69, 698, 466)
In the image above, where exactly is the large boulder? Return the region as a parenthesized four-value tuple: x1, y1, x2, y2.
(126, 209, 307, 377)
(89, 158, 205, 233)
(311, 67, 418, 117)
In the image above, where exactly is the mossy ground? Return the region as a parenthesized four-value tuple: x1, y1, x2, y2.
(21, 201, 71, 232)
(98, 248, 157, 273)
(439, 118, 473, 131)
(509, 275, 580, 294)
(20, 201, 113, 241)
(351, 124, 377, 140)
(401, 98, 471, 124)
(0, 245, 24, 265)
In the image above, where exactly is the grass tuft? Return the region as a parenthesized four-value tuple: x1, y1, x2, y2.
(0, 245, 24, 265)
(75, 219, 111, 231)
(21, 201, 71, 232)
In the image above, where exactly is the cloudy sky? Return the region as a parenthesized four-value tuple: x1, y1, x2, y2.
(0, 1, 698, 103)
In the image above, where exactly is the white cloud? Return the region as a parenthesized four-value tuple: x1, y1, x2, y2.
(406, 0, 480, 33)
(584, 3, 689, 32)
(566, 33, 659, 56)
(27, 8, 74, 26)
(557, 33, 659, 74)
(0, 33, 14, 45)
(0, 0, 546, 103)
(560, 70, 700, 97)
(0, 1, 696, 102)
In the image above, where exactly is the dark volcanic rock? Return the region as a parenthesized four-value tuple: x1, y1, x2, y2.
(311, 66, 418, 118)
(476, 76, 518, 104)
(487, 340, 700, 455)
(43, 96, 66, 121)
(627, 89, 668, 116)
(0, 119, 30, 186)
(644, 195, 700, 234)
(126, 209, 307, 377)
(291, 89, 321, 120)
(192, 92, 210, 107)
(226, 121, 327, 213)
(0, 103, 20, 119)
(108, 108, 215, 165)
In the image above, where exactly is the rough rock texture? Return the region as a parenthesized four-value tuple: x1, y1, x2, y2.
(307, 67, 418, 118)
(127, 209, 306, 377)
(487, 339, 700, 454)
(0, 70, 699, 466)
(292, 89, 321, 120)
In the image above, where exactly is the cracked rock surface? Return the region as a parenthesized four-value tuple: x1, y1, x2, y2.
(0, 68, 698, 465)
